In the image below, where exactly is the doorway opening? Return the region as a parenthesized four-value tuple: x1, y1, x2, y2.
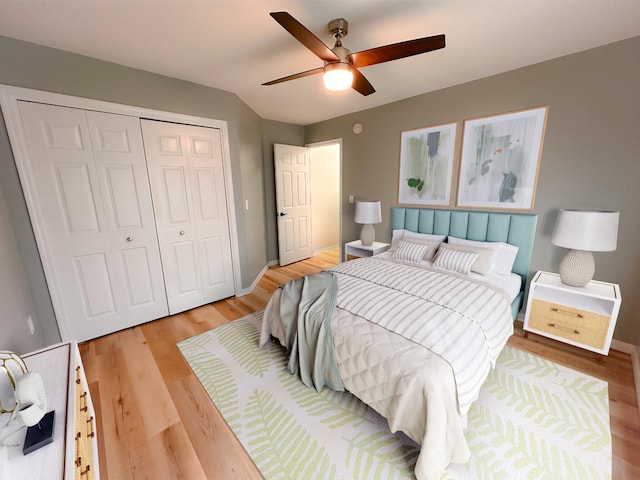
(308, 140, 341, 259)
(273, 139, 341, 266)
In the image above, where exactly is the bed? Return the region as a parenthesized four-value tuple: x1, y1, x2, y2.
(261, 207, 537, 480)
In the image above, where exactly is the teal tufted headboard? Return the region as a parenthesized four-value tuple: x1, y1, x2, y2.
(391, 207, 538, 318)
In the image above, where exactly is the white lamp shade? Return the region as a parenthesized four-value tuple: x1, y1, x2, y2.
(323, 63, 354, 91)
(354, 200, 382, 225)
(551, 209, 619, 252)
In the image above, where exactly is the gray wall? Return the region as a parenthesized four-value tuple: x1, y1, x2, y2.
(306, 36, 640, 346)
(0, 183, 45, 353)
(0, 36, 267, 351)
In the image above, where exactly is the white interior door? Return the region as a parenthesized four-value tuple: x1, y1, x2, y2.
(141, 120, 235, 314)
(17, 101, 168, 341)
(274, 143, 313, 266)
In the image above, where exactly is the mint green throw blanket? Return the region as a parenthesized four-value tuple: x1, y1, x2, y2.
(279, 271, 344, 392)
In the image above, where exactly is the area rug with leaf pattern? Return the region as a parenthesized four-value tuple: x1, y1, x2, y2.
(177, 312, 611, 479)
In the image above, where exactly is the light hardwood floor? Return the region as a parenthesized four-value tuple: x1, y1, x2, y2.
(79, 249, 640, 479)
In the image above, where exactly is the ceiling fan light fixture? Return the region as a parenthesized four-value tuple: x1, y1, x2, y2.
(323, 62, 353, 91)
(264, 12, 443, 96)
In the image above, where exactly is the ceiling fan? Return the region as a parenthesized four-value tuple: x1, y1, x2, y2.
(262, 11, 445, 95)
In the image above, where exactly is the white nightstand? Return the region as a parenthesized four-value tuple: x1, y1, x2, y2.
(523, 271, 621, 357)
(344, 240, 390, 261)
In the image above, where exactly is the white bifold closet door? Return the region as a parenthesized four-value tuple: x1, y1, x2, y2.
(141, 120, 235, 314)
(17, 101, 168, 342)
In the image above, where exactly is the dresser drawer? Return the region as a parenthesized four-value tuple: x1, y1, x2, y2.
(75, 364, 95, 480)
(528, 299, 610, 349)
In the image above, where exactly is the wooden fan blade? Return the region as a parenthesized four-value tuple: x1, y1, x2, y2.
(350, 66, 376, 96)
(262, 67, 324, 86)
(270, 12, 340, 62)
(348, 34, 445, 68)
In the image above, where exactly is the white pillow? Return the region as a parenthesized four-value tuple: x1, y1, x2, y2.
(392, 229, 447, 243)
(447, 236, 519, 275)
(493, 243, 519, 275)
(433, 246, 479, 275)
(391, 229, 446, 261)
(392, 240, 431, 263)
(441, 243, 492, 275)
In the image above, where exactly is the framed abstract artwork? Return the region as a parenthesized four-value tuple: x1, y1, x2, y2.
(398, 122, 457, 206)
(456, 106, 548, 210)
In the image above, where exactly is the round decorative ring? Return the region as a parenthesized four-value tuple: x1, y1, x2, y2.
(0, 351, 29, 429)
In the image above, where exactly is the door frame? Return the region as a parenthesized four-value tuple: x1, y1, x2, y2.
(306, 138, 343, 262)
(0, 85, 243, 321)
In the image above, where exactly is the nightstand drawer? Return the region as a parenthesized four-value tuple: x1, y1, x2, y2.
(528, 299, 609, 349)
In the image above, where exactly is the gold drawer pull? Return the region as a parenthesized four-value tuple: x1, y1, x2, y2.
(548, 322, 580, 335)
(87, 416, 95, 438)
(80, 465, 91, 477)
(550, 307, 583, 318)
(76, 366, 81, 384)
(80, 392, 88, 412)
(75, 432, 81, 466)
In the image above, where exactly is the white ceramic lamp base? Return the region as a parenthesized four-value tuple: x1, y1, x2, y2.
(360, 224, 375, 246)
(559, 249, 594, 287)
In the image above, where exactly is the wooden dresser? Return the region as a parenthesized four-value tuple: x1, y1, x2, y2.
(4, 341, 99, 479)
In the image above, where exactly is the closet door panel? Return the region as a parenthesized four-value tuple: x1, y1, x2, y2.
(141, 120, 203, 313)
(120, 247, 157, 307)
(142, 120, 234, 314)
(87, 111, 168, 321)
(74, 252, 117, 317)
(186, 127, 235, 303)
(173, 241, 200, 294)
(103, 164, 142, 229)
(162, 167, 191, 224)
(17, 102, 167, 341)
(55, 163, 101, 233)
(18, 102, 117, 340)
(194, 167, 220, 220)
(202, 236, 226, 287)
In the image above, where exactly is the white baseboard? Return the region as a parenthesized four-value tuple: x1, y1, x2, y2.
(241, 251, 327, 297)
(610, 338, 634, 354)
(236, 264, 270, 297)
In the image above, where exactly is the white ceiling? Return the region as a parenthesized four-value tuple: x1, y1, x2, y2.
(1, 1, 639, 126)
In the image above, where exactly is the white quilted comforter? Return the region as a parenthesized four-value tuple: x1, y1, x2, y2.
(261, 257, 514, 480)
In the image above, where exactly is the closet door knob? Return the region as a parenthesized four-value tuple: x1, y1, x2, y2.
(126, 236, 133, 242)
(179, 231, 185, 236)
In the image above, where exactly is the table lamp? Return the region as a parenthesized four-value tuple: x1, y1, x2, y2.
(354, 200, 382, 246)
(551, 209, 619, 287)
